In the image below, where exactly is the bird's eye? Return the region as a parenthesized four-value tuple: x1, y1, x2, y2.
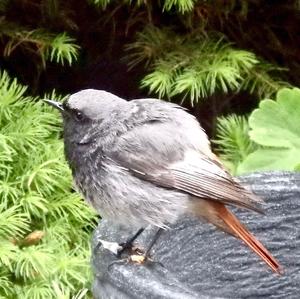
(74, 110, 84, 121)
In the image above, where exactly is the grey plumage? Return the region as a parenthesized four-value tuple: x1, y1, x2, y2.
(44, 89, 282, 274)
(57, 89, 261, 229)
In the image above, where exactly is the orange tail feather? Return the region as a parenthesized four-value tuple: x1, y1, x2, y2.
(191, 200, 282, 274)
(217, 204, 282, 274)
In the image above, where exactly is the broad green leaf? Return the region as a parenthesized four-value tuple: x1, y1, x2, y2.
(248, 87, 300, 148)
(237, 148, 300, 174)
(294, 164, 300, 171)
(238, 87, 300, 174)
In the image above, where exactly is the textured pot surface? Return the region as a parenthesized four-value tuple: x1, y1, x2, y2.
(92, 172, 300, 299)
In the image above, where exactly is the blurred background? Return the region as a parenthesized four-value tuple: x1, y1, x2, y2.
(0, 1, 299, 298)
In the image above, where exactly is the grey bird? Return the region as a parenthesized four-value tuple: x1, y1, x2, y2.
(44, 89, 281, 273)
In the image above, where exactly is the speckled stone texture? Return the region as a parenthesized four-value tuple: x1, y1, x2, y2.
(92, 172, 300, 299)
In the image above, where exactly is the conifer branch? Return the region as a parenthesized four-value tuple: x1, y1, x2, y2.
(0, 71, 96, 298)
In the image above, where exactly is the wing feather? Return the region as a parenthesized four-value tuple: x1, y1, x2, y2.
(130, 152, 263, 213)
(110, 101, 263, 213)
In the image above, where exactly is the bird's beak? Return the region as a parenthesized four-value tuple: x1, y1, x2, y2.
(43, 99, 64, 112)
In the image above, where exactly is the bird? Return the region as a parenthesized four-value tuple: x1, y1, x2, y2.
(44, 89, 281, 274)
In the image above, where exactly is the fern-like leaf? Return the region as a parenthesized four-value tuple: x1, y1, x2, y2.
(0, 204, 29, 239)
(16, 280, 56, 299)
(14, 245, 54, 280)
(213, 114, 257, 174)
(163, 0, 196, 13)
(0, 238, 19, 269)
(48, 33, 80, 66)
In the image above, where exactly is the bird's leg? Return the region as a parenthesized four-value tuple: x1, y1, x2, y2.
(117, 227, 145, 257)
(128, 228, 163, 264)
(94, 228, 144, 258)
(97, 227, 163, 266)
(143, 227, 163, 258)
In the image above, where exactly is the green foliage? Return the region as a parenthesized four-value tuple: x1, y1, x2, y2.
(238, 87, 300, 173)
(52, 282, 88, 299)
(162, 0, 196, 13)
(46, 33, 80, 66)
(213, 115, 257, 175)
(126, 26, 288, 105)
(240, 62, 289, 100)
(0, 205, 29, 239)
(0, 19, 80, 68)
(92, 0, 112, 9)
(214, 87, 300, 174)
(92, 0, 195, 12)
(125, 26, 177, 70)
(2, 0, 296, 106)
(0, 71, 97, 298)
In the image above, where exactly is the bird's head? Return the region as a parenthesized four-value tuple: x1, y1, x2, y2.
(44, 89, 127, 145)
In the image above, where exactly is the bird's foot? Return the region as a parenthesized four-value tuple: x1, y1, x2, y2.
(95, 238, 147, 261)
(117, 242, 151, 264)
(95, 228, 164, 267)
(97, 240, 164, 271)
(94, 228, 145, 257)
(117, 240, 135, 257)
(107, 246, 152, 270)
(117, 227, 145, 257)
(127, 246, 152, 264)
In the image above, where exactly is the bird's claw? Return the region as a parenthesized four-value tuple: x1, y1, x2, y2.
(128, 252, 150, 264)
(116, 240, 134, 257)
(95, 236, 160, 268)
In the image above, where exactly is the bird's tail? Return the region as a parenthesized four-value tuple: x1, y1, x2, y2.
(191, 200, 282, 274)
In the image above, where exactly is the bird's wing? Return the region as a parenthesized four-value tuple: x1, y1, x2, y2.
(110, 105, 262, 213)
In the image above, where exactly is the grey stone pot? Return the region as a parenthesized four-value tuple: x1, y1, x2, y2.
(92, 172, 300, 298)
